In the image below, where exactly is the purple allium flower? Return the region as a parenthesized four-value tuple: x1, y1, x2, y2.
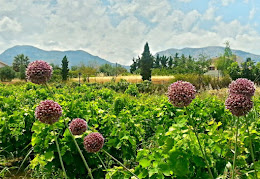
(225, 94, 253, 117)
(26, 60, 53, 84)
(83, 132, 104, 153)
(35, 100, 62, 125)
(167, 81, 196, 107)
(229, 78, 255, 97)
(69, 118, 87, 135)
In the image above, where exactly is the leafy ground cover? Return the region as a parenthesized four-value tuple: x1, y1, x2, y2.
(0, 83, 259, 178)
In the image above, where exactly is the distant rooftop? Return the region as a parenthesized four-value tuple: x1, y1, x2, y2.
(0, 60, 8, 66)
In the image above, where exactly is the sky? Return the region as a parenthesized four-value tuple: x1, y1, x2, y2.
(0, 0, 260, 65)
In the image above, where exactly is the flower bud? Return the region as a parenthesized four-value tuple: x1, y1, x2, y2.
(225, 94, 253, 117)
(35, 100, 62, 124)
(83, 132, 104, 153)
(69, 118, 87, 135)
(26, 60, 52, 84)
(167, 81, 196, 107)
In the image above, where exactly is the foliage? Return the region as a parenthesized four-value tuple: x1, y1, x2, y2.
(172, 74, 231, 90)
(0, 66, 15, 82)
(12, 54, 30, 80)
(99, 64, 127, 76)
(125, 84, 139, 96)
(228, 58, 260, 83)
(132, 52, 211, 76)
(61, 56, 69, 81)
(140, 43, 153, 81)
(50, 64, 62, 83)
(0, 83, 259, 178)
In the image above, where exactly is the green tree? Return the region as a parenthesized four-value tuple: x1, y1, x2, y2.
(78, 63, 97, 77)
(140, 42, 153, 81)
(154, 54, 161, 68)
(50, 63, 62, 82)
(61, 56, 69, 81)
(0, 66, 15, 81)
(228, 62, 241, 80)
(241, 58, 255, 81)
(99, 64, 115, 76)
(12, 54, 30, 80)
(194, 54, 211, 75)
(160, 55, 168, 68)
(224, 41, 232, 57)
(168, 56, 173, 69)
(130, 58, 137, 73)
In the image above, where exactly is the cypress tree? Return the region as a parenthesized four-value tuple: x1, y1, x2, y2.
(61, 56, 69, 81)
(140, 42, 153, 81)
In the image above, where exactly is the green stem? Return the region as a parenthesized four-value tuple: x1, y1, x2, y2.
(194, 130, 214, 179)
(245, 116, 258, 179)
(53, 129, 68, 179)
(44, 83, 55, 96)
(45, 83, 93, 178)
(232, 117, 239, 179)
(69, 128, 94, 179)
(185, 107, 214, 179)
(102, 149, 139, 179)
(97, 153, 111, 179)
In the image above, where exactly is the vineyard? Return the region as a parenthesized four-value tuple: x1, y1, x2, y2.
(0, 80, 259, 178)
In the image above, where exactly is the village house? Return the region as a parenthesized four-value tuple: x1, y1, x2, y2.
(0, 60, 8, 68)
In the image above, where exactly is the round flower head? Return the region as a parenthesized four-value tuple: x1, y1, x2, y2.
(35, 100, 62, 124)
(167, 81, 196, 107)
(26, 60, 53, 84)
(229, 78, 255, 97)
(69, 118, 87, 135)
(83, 132, 104, 153)
(225, 94, 253, 117)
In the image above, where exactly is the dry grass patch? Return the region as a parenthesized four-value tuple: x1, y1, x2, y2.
(70, 75, 174, 84)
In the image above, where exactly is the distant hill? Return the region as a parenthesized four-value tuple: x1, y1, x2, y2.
(0, 45, 128, 69)
(156, 46, 260, 62)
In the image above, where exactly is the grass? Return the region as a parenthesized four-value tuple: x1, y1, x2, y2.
(1, 76, 175, 85)
(71, 75, 175, 84)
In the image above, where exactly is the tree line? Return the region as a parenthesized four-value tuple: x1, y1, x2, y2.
(130, 42, 211, 80)
(0, 55, 128, 82)
(130, 41, 260, 82)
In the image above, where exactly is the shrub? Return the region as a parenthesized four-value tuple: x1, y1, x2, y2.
(125, 84, 139, 96)
(0, 66, 15, 82)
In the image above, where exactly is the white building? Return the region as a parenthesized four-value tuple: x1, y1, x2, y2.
(0, 61, 8, 68)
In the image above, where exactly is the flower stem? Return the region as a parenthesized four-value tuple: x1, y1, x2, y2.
(245, 116, 258, 179)
(97, 153, 111, 179)
(44, 83, 55, 96)
(232, 117, 239, 179)
(185, 107, 214, 179)
(194, 130, 214, 179)
(102, 149, 139, 179)
(68, 128, 94, 179)
(53, 129, 68, 179)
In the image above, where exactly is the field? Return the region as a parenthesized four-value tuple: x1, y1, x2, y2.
(0, 82, 260, 178)
(1, 76, 175, 85)
(73, 75, 175, 84)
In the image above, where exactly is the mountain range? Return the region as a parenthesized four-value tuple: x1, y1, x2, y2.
(156, 46, 260, 61)
(0, 45, 123, 68)
(0, 45, 260, 69)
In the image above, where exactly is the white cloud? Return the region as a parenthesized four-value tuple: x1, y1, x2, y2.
(178, 0, 192, 2)
(249, 8, 256, 20)
(221, 0, 235, 6)
(203, 7, 215, 20)
(0, 0, 260, 66)
(0, 16, 22, 32)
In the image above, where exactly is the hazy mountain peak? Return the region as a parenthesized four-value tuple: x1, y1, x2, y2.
(0, 45, 117, 68)
(156, 46, 260, 61)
